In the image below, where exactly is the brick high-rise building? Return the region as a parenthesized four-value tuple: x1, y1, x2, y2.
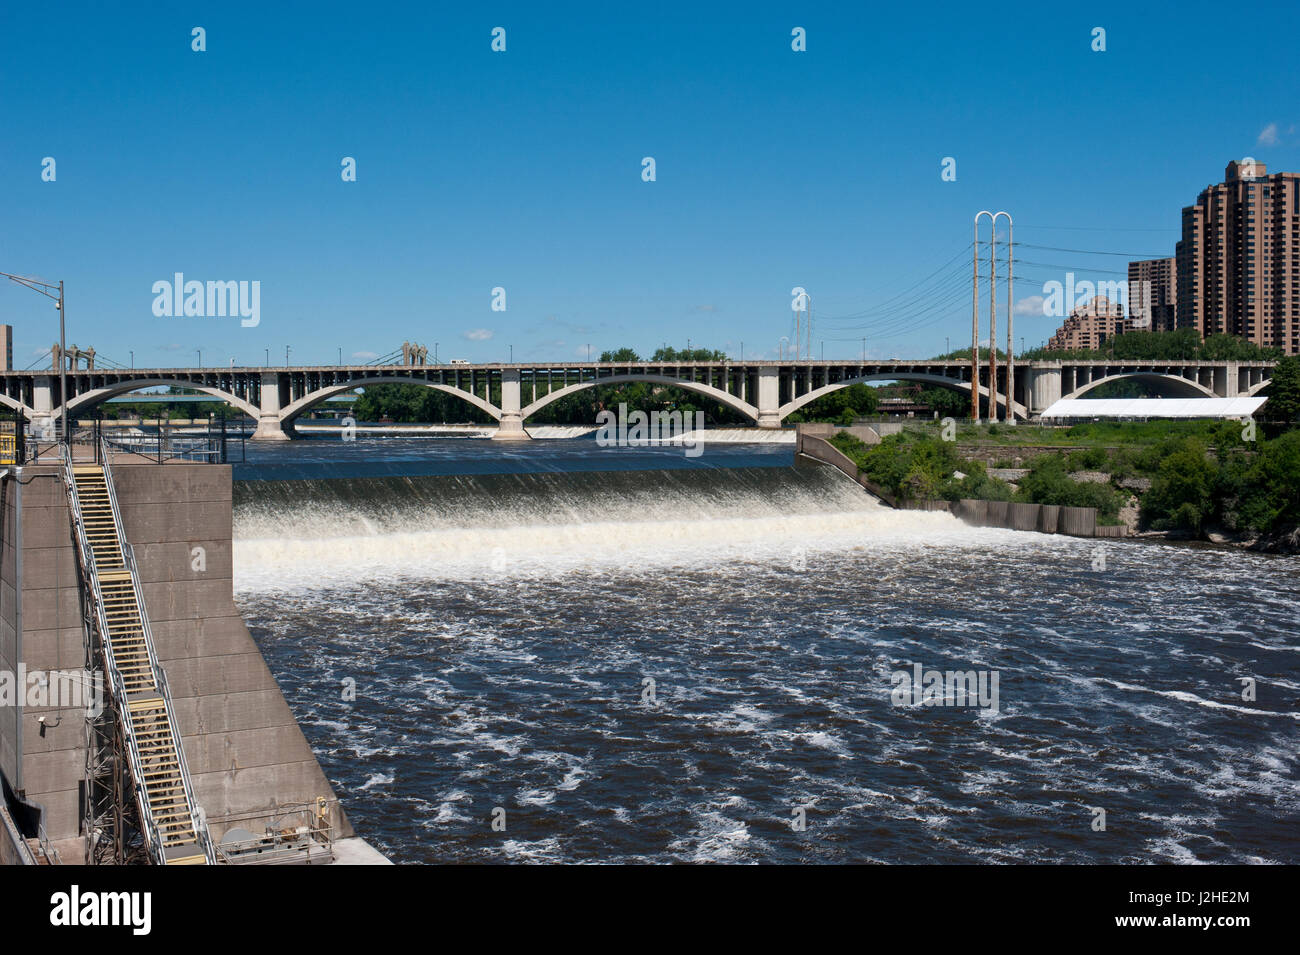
(1047, 296, 1128, 351)
(1175, 159, 1300, 354)
(1127, 257, 1177, 332)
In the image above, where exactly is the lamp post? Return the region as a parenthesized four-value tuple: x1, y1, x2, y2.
(265, 348, 269, 368)
(285, 345, 291, 366)
(1, 271, 66, 445)
(130, 350, 134, 369)
(196, 349, 202, 369)
(779, 336, 789, 361)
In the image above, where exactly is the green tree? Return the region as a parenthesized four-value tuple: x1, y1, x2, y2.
(1264, 355, 1300, 423)
(1141, 439, 1216, 532)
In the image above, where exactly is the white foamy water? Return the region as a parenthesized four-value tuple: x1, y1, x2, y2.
(232, 455, 1300, 864)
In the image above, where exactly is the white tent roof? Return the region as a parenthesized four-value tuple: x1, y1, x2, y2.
(1039, 396, 1267, 420)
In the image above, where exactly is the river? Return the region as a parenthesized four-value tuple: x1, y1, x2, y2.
(230, 436, 1300, 863)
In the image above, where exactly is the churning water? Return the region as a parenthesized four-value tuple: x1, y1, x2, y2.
(231, 438, 1300, 863)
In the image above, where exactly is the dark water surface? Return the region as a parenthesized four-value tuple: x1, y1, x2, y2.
(231, 438, 1300, 863)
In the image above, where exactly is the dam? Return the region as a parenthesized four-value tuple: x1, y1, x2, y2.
(224, 437, 1299, 864)
(4, 432, 1297, 865)
(0, 440, 387, 865)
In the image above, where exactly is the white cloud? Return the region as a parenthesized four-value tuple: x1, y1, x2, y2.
(1257, 122, 1279, 146)
(462, 328, 493, 341)
(1014, 295, 1046, 317)
(351, 350, 378, 360)
(694, 304, 719, 313)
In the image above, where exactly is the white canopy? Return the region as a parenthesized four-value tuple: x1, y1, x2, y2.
(1039, 396, 1267, 420)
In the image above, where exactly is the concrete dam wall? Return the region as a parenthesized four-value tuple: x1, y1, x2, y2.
(1, 461, 352, 858)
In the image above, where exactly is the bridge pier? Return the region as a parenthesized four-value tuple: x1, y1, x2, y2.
(756, 366, 782, 428)
(252, 371, 292, 441)
(1027, 364, 1062, 416)
(30, 376, 57, 439)
(491, 368, 531, 440)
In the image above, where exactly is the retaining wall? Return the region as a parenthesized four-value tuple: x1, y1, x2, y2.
(0, 463, 353, 850)
(795, 425, 1127, 541)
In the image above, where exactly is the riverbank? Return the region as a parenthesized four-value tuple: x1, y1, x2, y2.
(819, 419, 1300, 553)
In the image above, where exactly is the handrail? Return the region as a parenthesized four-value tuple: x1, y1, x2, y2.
(99, 437, 216, 865)
(59, 439, 216, 864)
(59, 443, 163, 858)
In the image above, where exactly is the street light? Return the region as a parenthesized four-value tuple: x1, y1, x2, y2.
(285, 345, 291, 366)
(1, 271, 66, 444)
(196, 349, 202, 369)
(338, 347, 342, 366)
(130, 350, 134, 369)
(779, 336, 789, 361)
(265, 348, 269, 368)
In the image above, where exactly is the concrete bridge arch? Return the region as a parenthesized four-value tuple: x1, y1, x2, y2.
(519, 373, 761, 425)
(0, 393, 33, 419)
(278, 375, 504, 434)
(1061, 372, 1216, 402)
(64, 378, 261, 420)
(778, 372, 1028, 421)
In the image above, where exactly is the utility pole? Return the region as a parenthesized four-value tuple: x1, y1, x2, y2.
(989, 223, 998, 425)
(972, 215, 983, 422)
(1001, 213, 1015, 426)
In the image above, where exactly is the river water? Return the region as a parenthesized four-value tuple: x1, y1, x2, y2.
(230, 437, 1300, 863)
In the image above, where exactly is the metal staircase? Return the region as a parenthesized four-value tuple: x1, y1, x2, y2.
(62, 441, 215, 865)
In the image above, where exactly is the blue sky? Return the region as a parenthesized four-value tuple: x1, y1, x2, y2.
(2, 1, 1297, 369)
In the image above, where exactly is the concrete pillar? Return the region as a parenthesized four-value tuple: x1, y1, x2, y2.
(1216, 363, 1234, 397)
(251, 371, 291, 441)
(492, 368, 530, 441)
(1028, 364, 1061, 414)
(756, 366, 781, 428)
(30, 376, 56, 440)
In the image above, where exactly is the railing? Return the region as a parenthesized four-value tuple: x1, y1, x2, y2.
(59, 439, 217, 865)
(103, 416, 247, 464)
(23, 419, 247, 465)
(211, 798, 338, 865)
(98, 438, 216, 864)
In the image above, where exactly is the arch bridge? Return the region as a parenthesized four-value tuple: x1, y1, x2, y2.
(0, 358, 1277, 440)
